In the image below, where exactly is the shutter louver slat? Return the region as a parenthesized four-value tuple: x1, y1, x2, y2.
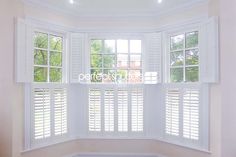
(54, 88, 68, 136)
(118, 90, 128, 132)
(131, 89, 143, 132)
(89, 89, 101, 131)
(183, 89, 199, 140)
(165, 89, 180, 136)
(33, 88, 51, 140)
(104, 90, 115, 132)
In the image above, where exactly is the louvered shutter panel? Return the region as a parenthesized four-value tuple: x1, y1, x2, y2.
(144, 33, 162, 84)
(131, 88, 143, 132)
(183, 89, 199, 140)
(165, 89, 180, 136)
(104, 90, 115, 132)
(54, 88, 68, 136)
(200, 17, 219, 83)
(15, 18, 33, 83)
(89, 89, 101, 131)
(70, 33, 86, 83)
(118, 90, 128, 132)
(33, 88, 51, 140)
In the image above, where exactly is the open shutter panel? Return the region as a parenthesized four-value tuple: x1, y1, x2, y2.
(33, 88, 51, 140)
(118, 90, 128, 132)
(54, 88, 68, 136)
(70, 33, 87, 83)
(144, 32, 162, 84)
(104, 90, 115, 132)
(15, 19, 33, 83)
(200, 17, 219, 83)
(89, 89, 101, 131)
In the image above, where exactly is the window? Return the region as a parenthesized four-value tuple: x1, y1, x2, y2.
(90, 39, 142, 83)
(88, 87, 144, 134)
(169, 31, 199, 83)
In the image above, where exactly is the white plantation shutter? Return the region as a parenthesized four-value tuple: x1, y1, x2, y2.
(89, 89, 101, 131)
(165, 89, 180, 136)
(118, 90, 128, 132)
(70, 33, 87, 83)
(144, 33, 162, 84)
(183, 89, 199, 140)
(104, 90, 115, 132)
(131, 89, 143, 132)
(54, 88, 68, 136)
(33, 88, 51, 140)
(200, 17, 219, 83)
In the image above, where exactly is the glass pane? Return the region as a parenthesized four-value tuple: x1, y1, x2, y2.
(186, 49, 199, 65)
(130, 55, 142, 68)
(91, 54, 102, 68)
(117, 54, 128, 68)
(130, 40, 141, 53)
(186, 31, 198, 48)
(170, 68, 183, 83)
(103, 69, 116, 83)
(117, 70, 128, 83)
(103, 55, 116, 68)
(170, 34, 184, 51)
(34, 32, 48, 49)
(34, 67, 47, 82)
(104, 40, 115, 53)
(50, 52, 62, 66)
(117, 40, 128, 53)
(50, 68, 62, 82)
(186, 67, 199, 82)
(129, 70, 142, 83)
(91, 69, 103, 83)
(34, 49, 48, 65)
(91, 40, 103, 54)
(50, 35, 62, 51)
(170, 51, 184, 66)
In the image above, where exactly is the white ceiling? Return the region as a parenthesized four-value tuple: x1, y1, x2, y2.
(23, 0, 207, 17)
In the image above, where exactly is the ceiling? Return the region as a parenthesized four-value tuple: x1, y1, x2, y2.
(23, 0, 207, 17)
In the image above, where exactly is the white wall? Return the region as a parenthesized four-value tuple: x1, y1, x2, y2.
(1, 0, 233, 157)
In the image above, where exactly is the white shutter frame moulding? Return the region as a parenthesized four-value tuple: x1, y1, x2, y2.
(15, 18, 33, 83)
(200, 16, 219, 83)
(70, 33, 88, 83)
(144, 32, 162, 84)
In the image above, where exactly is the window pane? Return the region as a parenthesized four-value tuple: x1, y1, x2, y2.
(34, 50, 48, 65)
(186, 31, 198, 48)
(91, 55, 102, 68)
(170, 34, 184, 51)
(117, 54, 128, 68)
(185, 49, 199, 66)
(130, 40, 141, 53)
(34, 32, 48, 49)
(91, 69, 103, 83)
(170, 51, 184, 66)
(50, 68, 62, 82)
(103, 69, 116, 83)
(130, 55, 142, 68)
(34, 67, 47, 82)
(170, 68, 183, 83)
(104, 40, 115, 53)
(91, 40, 103, 54)
(129, 70, 142, 83)
(185, 67, 199, 82)
(50, 35, 62, 51)
(117, 70, 128, 83)
(50, 52, 62, 66)
(117, 40, 128, 53)
(103, 55, 116, 68)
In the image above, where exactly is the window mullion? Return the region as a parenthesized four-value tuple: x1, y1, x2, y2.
(47, 33, 50, 83)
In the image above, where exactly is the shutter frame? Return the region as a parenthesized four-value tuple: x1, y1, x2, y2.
(199, 17, 219, 83)
(144, 32, 162, 84)
(15, 18, 33, 83)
